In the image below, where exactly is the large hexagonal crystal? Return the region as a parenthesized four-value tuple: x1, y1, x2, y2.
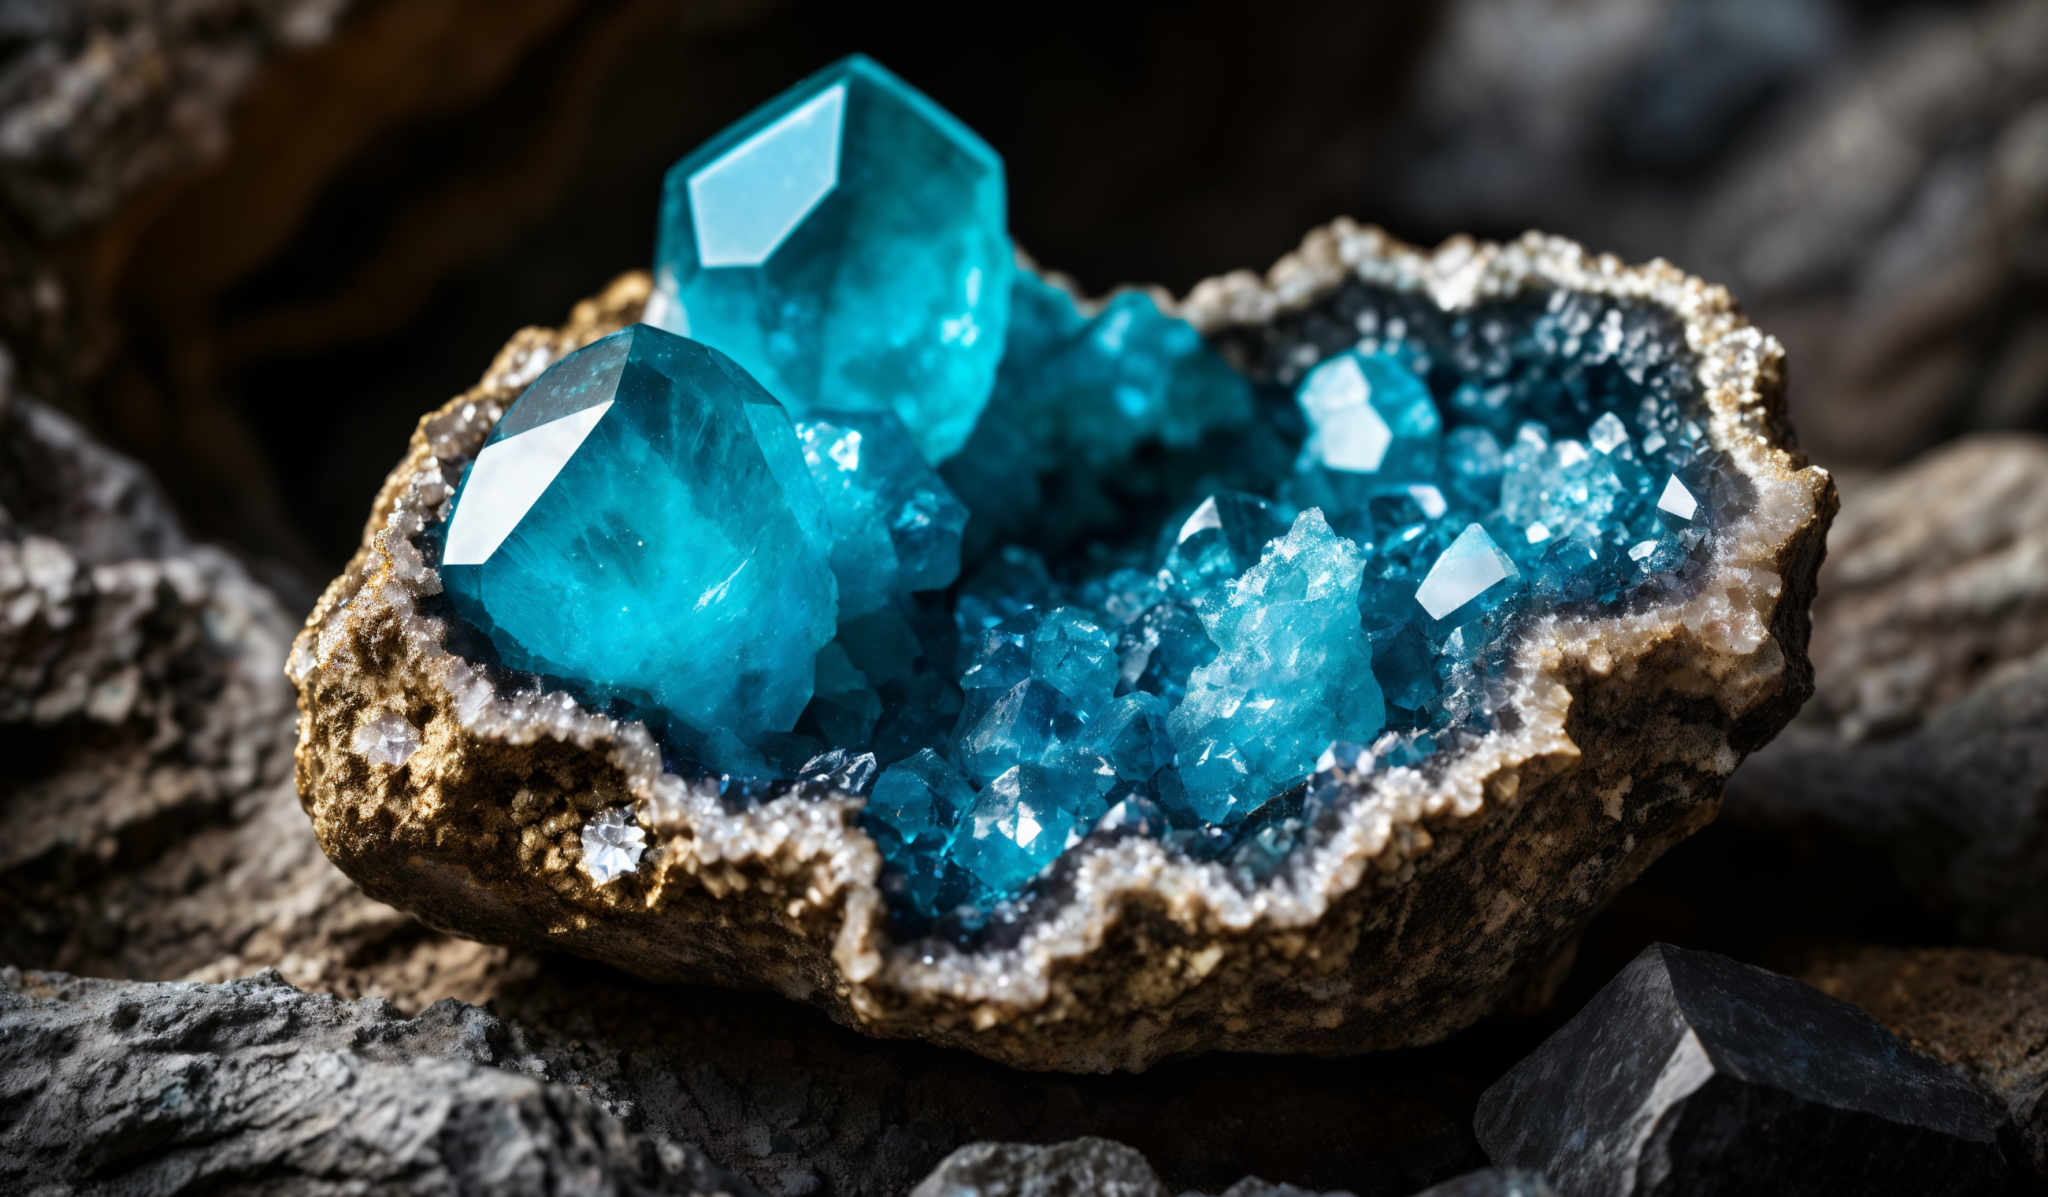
(648, 54, 1011, 463)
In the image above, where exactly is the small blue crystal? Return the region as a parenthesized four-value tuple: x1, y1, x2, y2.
(972, 276, 1253, 475)
(1164, 491, 1293, 610)
(1415, 524, 1519, 623)
(867, 747, 973, 850)
(1083, 691, 1175, 782)
(795, 408, 965, 617)
(441, 324, 834, 772)
(1297, 349, 1442, 481)
(650, 55, 1011, 462)
(1168, 511, 1387, 824)
(951, 764, 1099, 896)
(956, 678, 1087, 785)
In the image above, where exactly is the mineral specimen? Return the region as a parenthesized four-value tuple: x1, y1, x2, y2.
(648, 54, 1011, 463)
(1474, 944, 2019, 1196)
(292, 217, 1833, 1070)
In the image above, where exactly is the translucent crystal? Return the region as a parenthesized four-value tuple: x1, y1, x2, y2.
(1297, 350, 1442, 480)
(795, 408, 965, 618)
(351, 710, 420, 768)
(441, 324, 836, 773)
(580, 807, 647, 885)
(1415, 524, 1519, 621)
(1168, 511, 1386, 824)
(650, 55, 1011, 462)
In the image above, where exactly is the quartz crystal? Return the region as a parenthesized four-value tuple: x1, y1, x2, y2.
(580, 807, 647, 885)
(351, 710, 421, 768)
(649, 55, 1010, 462)
(442, 68, 1732, 935)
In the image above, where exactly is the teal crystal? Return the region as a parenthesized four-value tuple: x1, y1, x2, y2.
(1168, 511, 1386, 823)
(434, 63, 1734, 939)
(795, 408, 965, 618)
(650, 55, 1011, 462)
(440, 324, 835, 773)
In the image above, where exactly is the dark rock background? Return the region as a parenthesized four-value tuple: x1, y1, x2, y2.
(3, 1, 2047, 1194)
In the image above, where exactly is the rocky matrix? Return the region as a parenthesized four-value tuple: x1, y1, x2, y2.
(435, 57, 1731, 936)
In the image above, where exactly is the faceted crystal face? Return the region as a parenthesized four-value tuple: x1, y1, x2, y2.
(441, 324, 837, 773)
(651, 55, 1012, 462)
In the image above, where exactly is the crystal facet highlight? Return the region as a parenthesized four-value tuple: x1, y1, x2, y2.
(651, 55, 1011, 462)
(440, 324, 837, 773)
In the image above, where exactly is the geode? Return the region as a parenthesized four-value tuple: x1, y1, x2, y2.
(290, 222, 1834, 1071)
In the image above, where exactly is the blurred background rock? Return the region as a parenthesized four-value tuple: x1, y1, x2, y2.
(4, 0, 2041, 590)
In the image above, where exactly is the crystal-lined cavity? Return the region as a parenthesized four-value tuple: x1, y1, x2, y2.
(436, 63, 1731, 937)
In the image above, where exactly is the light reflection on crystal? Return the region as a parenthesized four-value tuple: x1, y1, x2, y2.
(580, 807, 647, 885)
(351, 710, 420, 768)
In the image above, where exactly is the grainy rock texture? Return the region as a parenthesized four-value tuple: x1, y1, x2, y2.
(1804, 946, 2048, 1178)
(0, 374, 505, 997)
(1474, 945, 2018, 1196)
(0, 968, 756, 1196)
(1723, 437, 2048, 951)
(286, 226, 1834, 1071)
(907, 1139, 1171, 1197)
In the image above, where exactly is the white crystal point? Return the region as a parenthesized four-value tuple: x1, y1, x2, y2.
(1658, 474, 1699, 521)
(351, 710, 420, 768)
(1589, 412, 1630, 454)
(1415, 523, 1518, 620)
(1299, 356, 1393, 473)
(581, 807, 647, 885)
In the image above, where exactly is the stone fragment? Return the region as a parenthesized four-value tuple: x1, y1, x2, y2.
(907, 1138, 1170, 1197)
(440, 322, 837, 774)
(0, 969, 753, 1197)
(1803, 946, 2048, 1180)
(1475, 944, 2018, 1196)
(650, 54, 1011, 462)
(0, 384, 476, 996)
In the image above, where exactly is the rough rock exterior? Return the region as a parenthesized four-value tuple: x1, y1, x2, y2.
(1805, 946, 2048, 1177)
(287, 223, 1835, 1071)
(1475, 945, 2018, 1196)
(0, 968, 755, 1196)
(0, 370, 505, 998)
(1724, 436, 2048, 951)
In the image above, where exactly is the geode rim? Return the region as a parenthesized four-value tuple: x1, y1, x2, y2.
(289, 220, 1835, 1072)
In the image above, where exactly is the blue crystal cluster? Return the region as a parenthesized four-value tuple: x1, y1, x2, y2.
(438, 55, 1728, 936)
